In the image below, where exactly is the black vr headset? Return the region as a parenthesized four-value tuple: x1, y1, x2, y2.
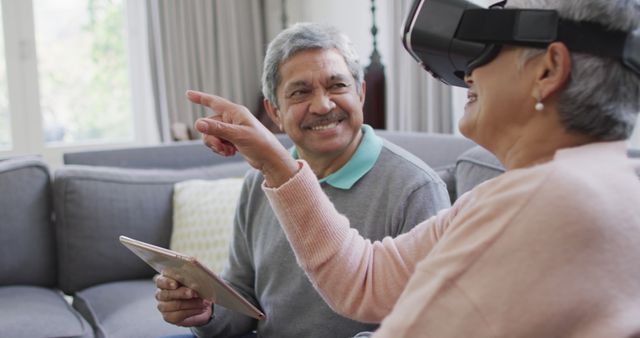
(402, 0, 640, 87)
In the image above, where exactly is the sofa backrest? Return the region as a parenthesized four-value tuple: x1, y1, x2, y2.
(63, 130, 477, 202)
(375, 130, 476, 170)
(376, 130, 476, 201)
(52, 161, 250, 293)
(0, 157, 57, 287)
(62, 135, 295, 169)
(62, 131, 476, 171)
(455, 146, 505, 198)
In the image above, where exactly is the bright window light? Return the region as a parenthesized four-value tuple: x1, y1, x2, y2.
(33, 0, 133, 145)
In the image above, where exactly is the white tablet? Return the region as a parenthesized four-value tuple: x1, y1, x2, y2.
(119, 235, 265, 320)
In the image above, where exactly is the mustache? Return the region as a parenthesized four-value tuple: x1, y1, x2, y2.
(301, 111, 348, 129)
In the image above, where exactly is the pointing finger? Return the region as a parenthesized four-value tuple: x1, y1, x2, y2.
(195, 117, 240, 149)
(186, 90, 236, 115)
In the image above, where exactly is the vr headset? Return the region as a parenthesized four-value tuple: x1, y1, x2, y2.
(402, 0, 640, 87)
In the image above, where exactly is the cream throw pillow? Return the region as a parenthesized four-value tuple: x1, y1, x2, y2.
(170, 178, 244, 273)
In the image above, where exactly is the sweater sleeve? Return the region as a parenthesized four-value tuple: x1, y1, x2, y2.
(263, 161, 459, 322)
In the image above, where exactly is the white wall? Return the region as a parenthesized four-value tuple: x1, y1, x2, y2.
(286, 0, 389, 69)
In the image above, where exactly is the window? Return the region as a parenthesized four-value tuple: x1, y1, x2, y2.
(0, 0, 157, 166)
(34, 0, 132, 144)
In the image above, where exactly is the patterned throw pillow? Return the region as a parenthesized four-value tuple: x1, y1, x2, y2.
(170, 178, 244, 273)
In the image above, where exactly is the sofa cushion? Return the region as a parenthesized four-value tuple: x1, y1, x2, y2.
(0, 156, 57, 286)
(377, 130, 476, 170)
(53, 162, 250, 293)
(455, 146, 505, 198)
(170, 178, 244, 273)
(73, 279, 190, 338)
(0, 286, 94, 338)
(376, 131, 476, 202)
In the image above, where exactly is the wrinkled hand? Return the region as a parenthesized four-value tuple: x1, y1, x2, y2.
(187, 90, 298, 187)
(154, 274, 213, 327)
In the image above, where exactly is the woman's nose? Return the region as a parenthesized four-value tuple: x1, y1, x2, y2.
(464, 70, 474, 86)
(309, 92, 336, 114)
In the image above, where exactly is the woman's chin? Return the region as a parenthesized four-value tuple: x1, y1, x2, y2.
(457, 117, 474, 139)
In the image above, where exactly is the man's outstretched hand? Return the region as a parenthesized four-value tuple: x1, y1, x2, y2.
(187, 90, 298, 187)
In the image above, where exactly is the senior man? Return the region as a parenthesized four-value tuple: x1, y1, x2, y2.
(155, 22, 450, 338)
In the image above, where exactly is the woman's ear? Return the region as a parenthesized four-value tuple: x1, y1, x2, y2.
(263, 99, 283, 131)
(536, 42, 572, 99)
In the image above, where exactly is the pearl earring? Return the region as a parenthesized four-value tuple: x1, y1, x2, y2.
(535, 94, 544, 111)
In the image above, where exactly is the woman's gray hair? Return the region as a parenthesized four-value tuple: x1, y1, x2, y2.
(261, 22, 364, 108)
(508, 0, 640, 141)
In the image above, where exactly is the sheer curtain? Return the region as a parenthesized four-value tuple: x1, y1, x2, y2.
(145, 0, 266, 141)
(383, 0, 454, 133)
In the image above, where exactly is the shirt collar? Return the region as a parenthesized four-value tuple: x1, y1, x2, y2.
(290, 124, 383, 190)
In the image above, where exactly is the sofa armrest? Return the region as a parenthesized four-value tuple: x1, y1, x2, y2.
(0, 156, 57, 287)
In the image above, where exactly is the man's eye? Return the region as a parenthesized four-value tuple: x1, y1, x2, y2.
(328, 83, 350, 93)
(289, 89, 310, 98)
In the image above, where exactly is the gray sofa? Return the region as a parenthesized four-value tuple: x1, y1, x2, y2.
(2, 130, 635, 338)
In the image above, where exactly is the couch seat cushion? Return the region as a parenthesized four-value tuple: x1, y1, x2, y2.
(0, 286, 94, 338)
(73, 279, 191, 338)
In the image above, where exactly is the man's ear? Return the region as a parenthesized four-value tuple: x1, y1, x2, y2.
(359, 80, 367, 104)
(263, 99, 283, 131)
(536, 42, 572, 100)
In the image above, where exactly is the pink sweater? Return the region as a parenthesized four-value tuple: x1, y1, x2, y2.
(264, 141, 640, 338)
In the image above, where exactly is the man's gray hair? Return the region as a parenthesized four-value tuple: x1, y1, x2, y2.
(509, 0, 640, 141)
(261, 22, 364, 108)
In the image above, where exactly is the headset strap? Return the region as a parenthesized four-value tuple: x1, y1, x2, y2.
(455, 8, 638, 74)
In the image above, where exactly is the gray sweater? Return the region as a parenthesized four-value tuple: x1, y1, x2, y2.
(193, 140, 451, 338)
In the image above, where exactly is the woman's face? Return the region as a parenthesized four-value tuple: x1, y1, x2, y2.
(460, 47, 537, 150)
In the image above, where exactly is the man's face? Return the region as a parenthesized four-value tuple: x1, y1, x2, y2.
(266, 48, 365, 160)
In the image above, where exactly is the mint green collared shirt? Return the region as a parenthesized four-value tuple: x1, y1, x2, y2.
(290, 124, 383, 190)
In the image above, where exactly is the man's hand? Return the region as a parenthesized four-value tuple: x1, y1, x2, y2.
(155, 274, 213, 327)
(187, 90, 299, 187)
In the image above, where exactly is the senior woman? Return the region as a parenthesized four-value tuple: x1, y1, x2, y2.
(166, 0, 640, 336)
